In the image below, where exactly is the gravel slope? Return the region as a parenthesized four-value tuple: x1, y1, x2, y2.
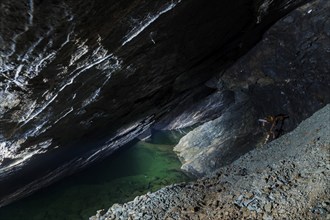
(91, 104, 330, 219)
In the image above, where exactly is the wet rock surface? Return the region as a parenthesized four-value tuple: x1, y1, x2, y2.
(91, 104, 330, 220)
(173, 0, 330, 176)
(0, 0, 310, 206)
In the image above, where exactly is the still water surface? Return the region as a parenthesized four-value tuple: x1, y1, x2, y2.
(0, 131, 191, 220)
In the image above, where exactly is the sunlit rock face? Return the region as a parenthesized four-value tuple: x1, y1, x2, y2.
(0, 0, 308, 206)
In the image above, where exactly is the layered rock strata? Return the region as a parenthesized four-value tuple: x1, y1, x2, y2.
(0, 0, 312, 206)
(173, 0, 330, 176)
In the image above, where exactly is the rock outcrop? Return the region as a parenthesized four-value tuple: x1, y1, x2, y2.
(89, 0, 330, 217)
(91, 103, 330, 220)
(0, 0, 311, 206)
(173, 0, 330, 177)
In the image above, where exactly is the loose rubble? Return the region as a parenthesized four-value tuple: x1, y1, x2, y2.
(91, 104, 330, 219)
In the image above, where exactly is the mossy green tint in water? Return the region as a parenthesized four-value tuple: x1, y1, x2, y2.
(0, 131, 192, 220)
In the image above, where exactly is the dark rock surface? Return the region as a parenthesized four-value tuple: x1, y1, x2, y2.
(91, 103, 330, 220)
(173, 0, 330, 177)
(174, 96, 261, 176)
(0, 0, 310, 206)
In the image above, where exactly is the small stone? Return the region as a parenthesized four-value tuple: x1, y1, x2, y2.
(278, 209, 286, 214)
(243, 198, 255, 207)
(263, 213, 273, 220)
(273, 191, 281, 197)
(251, 211, 257, 218)
(237, 195, 243, 201)
(213, 200, 220, 207)
(242, 207, 249, 217)
(96, 209, 105, 218)
(246, 192, 254, 199)
(133, 197, 140, 206)
(144, 214, 152, 220)
(263, 187, 271, 193)
(264, 203, 272, 212)
(234, 195, 243, 207)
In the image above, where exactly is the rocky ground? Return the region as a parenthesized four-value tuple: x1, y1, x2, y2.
(91, 104, 330, 220)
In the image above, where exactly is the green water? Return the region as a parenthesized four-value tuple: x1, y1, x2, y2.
(0, 131, 192, 220)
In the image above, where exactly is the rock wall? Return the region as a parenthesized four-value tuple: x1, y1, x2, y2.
(173, 0, 330, 177)
(0, 0, 311, 206)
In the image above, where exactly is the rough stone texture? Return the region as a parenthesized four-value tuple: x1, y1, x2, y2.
(153, 90, 235, 130)
(174, 94, 261, 176)
(91, 104, 330, 220)
(0, 0, 309, 206)
(173, 0, 330, 176)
